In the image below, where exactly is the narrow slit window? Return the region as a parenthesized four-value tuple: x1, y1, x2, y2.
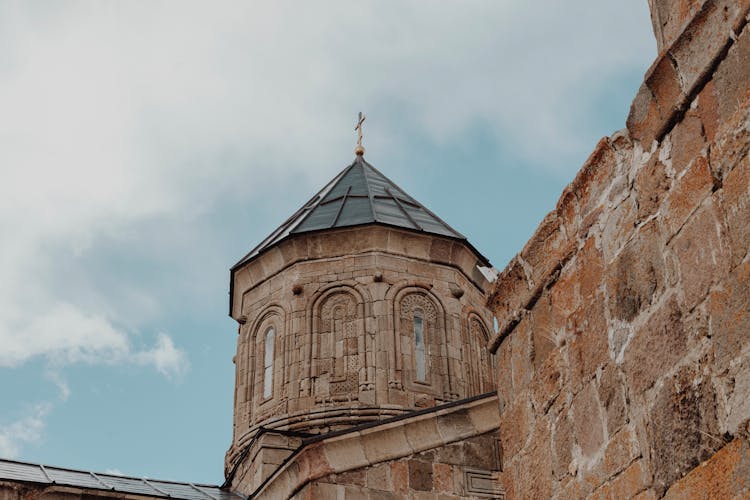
(263, 327, 275, 399)
(414, 312, 426, 381)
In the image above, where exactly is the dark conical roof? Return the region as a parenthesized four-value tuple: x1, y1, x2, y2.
(233, 157, 470, 268)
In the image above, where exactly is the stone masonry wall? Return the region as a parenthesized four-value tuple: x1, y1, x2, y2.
(292, 432, 502, 500)
(487, 0, 750, 497)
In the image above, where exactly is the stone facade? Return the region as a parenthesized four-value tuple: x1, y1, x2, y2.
(488, 0, 750, 497)
(226, 223, 498, 495)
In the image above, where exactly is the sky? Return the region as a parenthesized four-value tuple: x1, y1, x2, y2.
(0, 0, 655, 485)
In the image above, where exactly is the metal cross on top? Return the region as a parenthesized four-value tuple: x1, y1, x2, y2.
(354, 112, 366, 156)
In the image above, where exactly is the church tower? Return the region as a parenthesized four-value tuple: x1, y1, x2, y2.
(224, 138, 497, 493)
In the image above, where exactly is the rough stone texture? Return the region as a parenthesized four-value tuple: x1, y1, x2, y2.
(663, 437, 750, 499)
(489, 3, 750, 497)
(647, 363, 722, 494)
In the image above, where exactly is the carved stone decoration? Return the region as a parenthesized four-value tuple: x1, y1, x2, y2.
(398, 292, 442, 392)
(315, 292, 361, 397)
(467, 316, 496, 396)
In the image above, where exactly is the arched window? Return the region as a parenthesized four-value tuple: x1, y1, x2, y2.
(399, 292, 440, 387)
(263, 327, 275, 399)
(414, 311, 426, 381)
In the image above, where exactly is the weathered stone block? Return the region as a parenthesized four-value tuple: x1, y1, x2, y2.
(498, 394, 533, 462)
(635, 154, 671, 224)
(713, 19, 750, 124)
(648, 0, 704, 52)
(647, 363, 722, 495)
(628, 82, 663, 146)
(597, 363, 628, 435)
(571, 137, 619, 222)
(572, 382, 606, 457)
(671, 198, 730, 311)
(662, 155, 714, 239)
(552, 409, 574, 480)
(496, 341, 514, 413)
(623, 297, 688, 395)
(390, 461, 409, 495)
(648, 53, 684, 116)
(602, 427, 640, 479)
(579, 237, 603, 300)
(366, 463, 391, 491)
(487, 257, 530, 322)
(432, 463, 453, 493)
(519, 212, 571, 288)
(557, 476, 593, 499)
(587, 482, 612, 500)
(529, 349, 564, 415)
(332, 469, 366, 487)
(633, 489, 659, 500)
(407, 460, 432, 492)
(607, 221, 666, 322)
(436, 409, 476, 443)
(708, 96, 750, 183)
(549, 265, 579, 327)
(669, 112, 707, 175)
(515, 418, 553, 499)
(529, 293, 556, 371)
(601, 195, 637, 264)
(610, 459, 650, 499)
(568, 293, 608, 392)
(723, 156, 750, 267)
(663, 438, 750, 499)
(509, 320, 533, 393)
(429, 238, 453, 263)
(696, 80, 720, 142)
(669, 0, 749, 95)
(708, 259, 750, 368)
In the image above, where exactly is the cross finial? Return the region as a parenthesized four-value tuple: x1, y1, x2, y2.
(354, 112, 366, 156)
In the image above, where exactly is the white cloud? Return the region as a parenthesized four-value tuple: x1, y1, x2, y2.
(135, 333, 190, 380)
(0, 304, 188, 380)
(0, 404, 51, 459)
(0, 0, 653, 460)
(45, 369, 71, 402)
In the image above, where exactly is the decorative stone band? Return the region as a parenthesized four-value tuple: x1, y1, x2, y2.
(226, 403, 413, 471)
(252, 393, 499, 499)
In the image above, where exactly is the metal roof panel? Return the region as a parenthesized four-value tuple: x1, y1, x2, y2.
(0, 458, 245, 500)
(232, 156, 473, 268)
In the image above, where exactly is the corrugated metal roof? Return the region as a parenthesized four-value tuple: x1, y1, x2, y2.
(233, 156, 466, 268)
(0, 458, 244, 500)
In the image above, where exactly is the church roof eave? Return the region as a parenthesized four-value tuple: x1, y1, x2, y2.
(232, 156, 481, 270)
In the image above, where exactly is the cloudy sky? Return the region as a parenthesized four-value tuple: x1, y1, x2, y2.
(0, 0, 654, 484)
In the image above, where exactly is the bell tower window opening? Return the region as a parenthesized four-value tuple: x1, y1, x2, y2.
(263, 327, 275, 399)
(414, 311, 426, 381)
